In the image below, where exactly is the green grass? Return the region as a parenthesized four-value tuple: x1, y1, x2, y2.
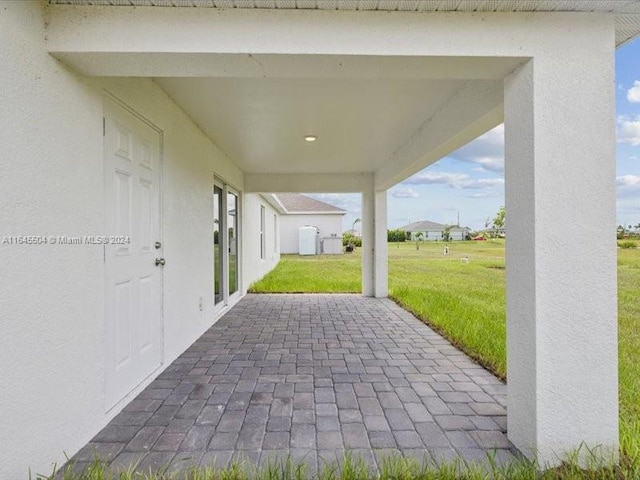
(251, 252, 361, 293)
(250, 240, 640, 460)
(618, 247, 640, 460)
(42, 448, 640, 480)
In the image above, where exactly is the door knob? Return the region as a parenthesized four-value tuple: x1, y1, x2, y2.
(155, 258, 165, 266)
(155, 241, 162, 249)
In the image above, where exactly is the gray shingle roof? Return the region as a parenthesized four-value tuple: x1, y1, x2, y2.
(274, 193, 346, 214)
(399, 220, 446, 232)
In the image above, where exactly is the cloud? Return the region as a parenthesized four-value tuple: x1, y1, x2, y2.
(617, 203, 640, 214)
(403, 171, 467, 186)
(465, 191, 502, 199)
(617, 175, 640, 188)
(627, 81, 640, 103)
(616, 175, 640, 199)
(391, 187, 419, 198)
(403, 171, 504, 190)
(449, 124, 505, 173)
(617, 116, 640, 146)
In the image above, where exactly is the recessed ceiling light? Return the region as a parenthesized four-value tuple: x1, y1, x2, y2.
(304, 135, 317, 142)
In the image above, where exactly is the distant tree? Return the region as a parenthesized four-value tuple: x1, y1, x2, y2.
(414, 232, 423, 250)
(387, 229, 406, 243)
(617, 224, 627, 239)
(492, 206, 505, 229)
(491, 206, 505, 237)
(442, 226, 452, 242)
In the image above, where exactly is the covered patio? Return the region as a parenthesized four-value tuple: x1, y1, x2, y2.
(4, 2, 639, 476)
(70, 295, 514, 475)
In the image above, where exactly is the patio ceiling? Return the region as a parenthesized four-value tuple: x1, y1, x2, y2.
(46, 2, 627, 191)
(156, 77, 485, 175)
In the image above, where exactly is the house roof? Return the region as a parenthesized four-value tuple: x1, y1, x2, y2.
(273, 193, 346, 215)
(49, 0, 640, 46)
(399, 220, 446, 232)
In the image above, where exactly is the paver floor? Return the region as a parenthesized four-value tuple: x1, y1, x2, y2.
(69, 294, 515, 476)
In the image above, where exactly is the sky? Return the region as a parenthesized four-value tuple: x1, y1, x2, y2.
(310, 37, 640, 233)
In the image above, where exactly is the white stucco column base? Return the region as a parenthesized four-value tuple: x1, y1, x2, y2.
(362, 188, 388, 298)
(505, 49, 618, 466)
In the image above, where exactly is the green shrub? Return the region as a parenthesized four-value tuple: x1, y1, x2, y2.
(342, 233, 362, 247)
(387, 229, 406, 242)
(619, 240, 637, 249)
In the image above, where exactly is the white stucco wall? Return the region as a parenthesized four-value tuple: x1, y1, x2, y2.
(0, 2, 275, 477)
(2, 0, 621, 472)
(242, 194, 281, 290)
(279, 214, 344, 254)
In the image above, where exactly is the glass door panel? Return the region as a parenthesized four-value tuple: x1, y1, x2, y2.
(227, 192, 238, 295)
(213, 185, 223, 305)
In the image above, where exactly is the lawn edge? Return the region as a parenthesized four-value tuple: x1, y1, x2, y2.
(388, 294, 507, 383)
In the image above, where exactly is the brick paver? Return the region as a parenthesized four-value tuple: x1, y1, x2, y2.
(69, 294, 515, 475)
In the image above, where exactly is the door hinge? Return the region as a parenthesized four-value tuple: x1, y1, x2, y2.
(103, 117, 106, 137)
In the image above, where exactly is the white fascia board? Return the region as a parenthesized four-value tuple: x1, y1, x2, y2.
(46, 7, 611, 72)
(259, 193, 286, 214)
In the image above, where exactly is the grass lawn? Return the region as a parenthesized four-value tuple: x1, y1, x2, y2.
(250, 240, 640, 459)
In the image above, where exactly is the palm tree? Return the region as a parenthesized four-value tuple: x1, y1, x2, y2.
(346, 217, 361, 252)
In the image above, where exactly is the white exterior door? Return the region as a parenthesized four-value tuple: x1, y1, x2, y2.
(104, 100, 163, 410)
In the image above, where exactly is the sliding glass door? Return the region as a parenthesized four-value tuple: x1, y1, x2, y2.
(227, 191, 238, 296)
(213, 180, 241, 309)
(213, 185, 223, 306)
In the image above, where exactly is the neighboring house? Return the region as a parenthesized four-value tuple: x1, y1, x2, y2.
(401, 221, 471, 241)
(447, 226, 472, 241)
(400, 220, 446, 241)
(272, 193, 346, 254)
(1, 1, 634, 475)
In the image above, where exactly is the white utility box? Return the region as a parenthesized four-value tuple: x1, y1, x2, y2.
(298, 226, 319, 255)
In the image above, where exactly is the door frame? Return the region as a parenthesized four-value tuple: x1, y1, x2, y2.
(213, 177, 242, 315)
(103, 92, 165, 412)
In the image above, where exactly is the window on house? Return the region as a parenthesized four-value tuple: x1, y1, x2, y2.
(260, 205, 266, 260)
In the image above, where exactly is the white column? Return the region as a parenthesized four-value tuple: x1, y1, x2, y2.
(361, 189, 374, 297)
(505, 51, 618, 465)
(374, 190, 388, 298)
(361, 188, 388, 298)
